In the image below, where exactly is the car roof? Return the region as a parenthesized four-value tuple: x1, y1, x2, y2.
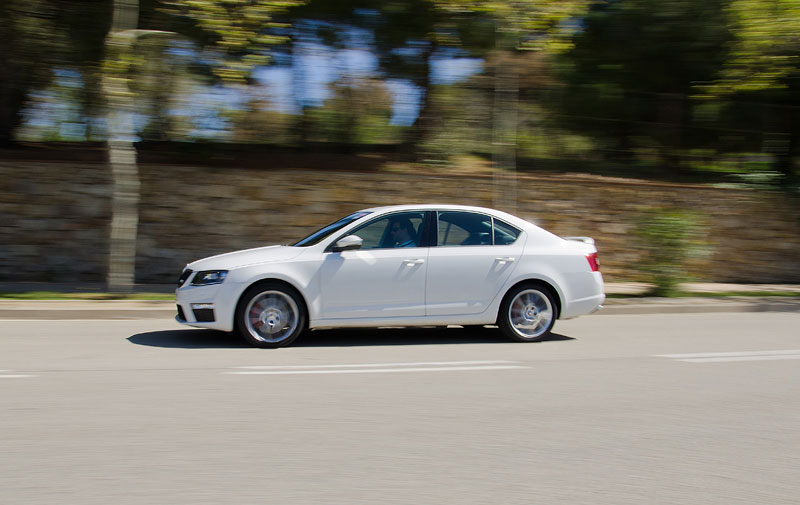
(359, 204, 535, 229)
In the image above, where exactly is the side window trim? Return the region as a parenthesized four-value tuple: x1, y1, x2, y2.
(419, 211, 436, 248)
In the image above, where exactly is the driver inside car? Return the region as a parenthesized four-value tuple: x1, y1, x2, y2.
(389, 218, 416, 247)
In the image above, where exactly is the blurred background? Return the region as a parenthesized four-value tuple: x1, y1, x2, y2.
(1, 0, 799, 290)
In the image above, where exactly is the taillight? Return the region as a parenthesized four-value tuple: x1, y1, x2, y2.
(586, 252, 599, 272)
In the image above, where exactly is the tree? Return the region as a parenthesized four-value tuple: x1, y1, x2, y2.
(0, 0, 111, 145)
(698, 0, 800, 182)
(307, 77, 396, 146)
(104, 0, 304, 290)
(159, 0, 303, 83)
(431, 0, 592, 211)
(553, 0, 732, 172)
(285, 1, 445, 153)
(704, 0, 800, 95)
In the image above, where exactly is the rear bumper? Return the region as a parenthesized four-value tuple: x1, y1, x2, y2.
(561, 292, 605, 319)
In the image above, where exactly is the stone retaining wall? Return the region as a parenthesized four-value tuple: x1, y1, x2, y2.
(2, 161, 799, 284)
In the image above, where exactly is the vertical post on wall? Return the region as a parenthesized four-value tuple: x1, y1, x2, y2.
(104, 0, 171, 291)
(492, 24, 519, 215)
(105, 0, 141, 292)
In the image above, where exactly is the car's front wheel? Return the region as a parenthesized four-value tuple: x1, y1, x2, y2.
(236, 282, 306, 348)
(498, 284, 557, 342)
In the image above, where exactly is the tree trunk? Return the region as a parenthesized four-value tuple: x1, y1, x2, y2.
(401, 43, 437, 161)
(766, 103, 798, 187)
(105, 0, 141, 291)
(0, 88, 26, 146)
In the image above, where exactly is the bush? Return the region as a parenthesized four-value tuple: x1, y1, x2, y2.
(634, 208, 707, 296)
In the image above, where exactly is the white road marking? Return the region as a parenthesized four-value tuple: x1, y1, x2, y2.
(0, 369, 37, 378)
(656, 349, 800, 363)
(235, 360, 519, 370)
(227, 366, 527, 375)
(227, 360, 528, 375)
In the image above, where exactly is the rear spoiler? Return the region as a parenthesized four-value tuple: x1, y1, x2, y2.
(564, 236, 595, 246)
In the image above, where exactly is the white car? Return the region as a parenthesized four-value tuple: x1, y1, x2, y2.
(175, 204, 604, 347)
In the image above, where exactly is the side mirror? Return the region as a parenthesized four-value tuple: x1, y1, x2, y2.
(332, 235, 363, 252)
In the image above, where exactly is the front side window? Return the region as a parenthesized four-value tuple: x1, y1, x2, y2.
(347, 212, 425, 249)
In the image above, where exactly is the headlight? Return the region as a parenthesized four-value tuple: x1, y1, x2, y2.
(191, 270, 228, 286)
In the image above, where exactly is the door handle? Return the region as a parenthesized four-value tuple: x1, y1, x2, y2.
(403, 259, 425, 265)
(496, 257, 516, 263)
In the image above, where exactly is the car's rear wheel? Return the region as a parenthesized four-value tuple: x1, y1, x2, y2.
(236, 283, 306, 348)
(498, 284, 557, 342)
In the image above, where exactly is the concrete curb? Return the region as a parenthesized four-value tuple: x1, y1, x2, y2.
(1, 297, 799, 320)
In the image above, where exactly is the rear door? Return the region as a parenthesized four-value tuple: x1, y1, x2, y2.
(425, 211, 524, 316)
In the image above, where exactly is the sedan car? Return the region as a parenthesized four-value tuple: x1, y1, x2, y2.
(176, 204, 604, 348)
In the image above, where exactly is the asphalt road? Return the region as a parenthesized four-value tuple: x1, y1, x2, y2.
(2, 313, 799, 505)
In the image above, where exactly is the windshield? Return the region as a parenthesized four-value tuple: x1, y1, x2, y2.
(292, 211, 372, 247)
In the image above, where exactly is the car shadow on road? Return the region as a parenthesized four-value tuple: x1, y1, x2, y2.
(128, 326, 575, 349)
(128, 329, 250, 349)
(298, 327, 575, 347)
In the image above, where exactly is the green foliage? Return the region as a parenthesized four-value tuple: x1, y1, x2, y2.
(692, 0, 800, 183)
(567, 0, 732, 94)
(4, 0, 799, 183)
(633, 208, 709, 296)
(160, 0, 305, 83)
(700, 0, 800, 96)
(304, 78, 396, 145)
(419, 84, 491, 163)
(418, 79, 597, 165)
(0, 0, 111, 144)
(158, 0, 303, 82)
(433, 0, 590, 52)
(552, 0, 733, 169)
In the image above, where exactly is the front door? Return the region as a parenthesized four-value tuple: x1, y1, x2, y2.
(319, 211, 427, 319)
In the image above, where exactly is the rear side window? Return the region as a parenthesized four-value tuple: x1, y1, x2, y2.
(437, 211, 520, 246)
(438, 212, 492, 246)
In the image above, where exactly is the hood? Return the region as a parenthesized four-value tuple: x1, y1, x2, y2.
(187, 245, 304, 271)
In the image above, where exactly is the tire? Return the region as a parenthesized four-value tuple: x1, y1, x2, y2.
(235, 282, 307, 348)
(498, 284, 557, 342)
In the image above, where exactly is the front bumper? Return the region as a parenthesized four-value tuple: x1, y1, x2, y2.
(175, 302, 216, 323)
(175, 282, 238, 332)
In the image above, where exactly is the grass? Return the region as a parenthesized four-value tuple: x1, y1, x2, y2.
(0, 291, 175, 301)
(606, 291, 800, 299)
